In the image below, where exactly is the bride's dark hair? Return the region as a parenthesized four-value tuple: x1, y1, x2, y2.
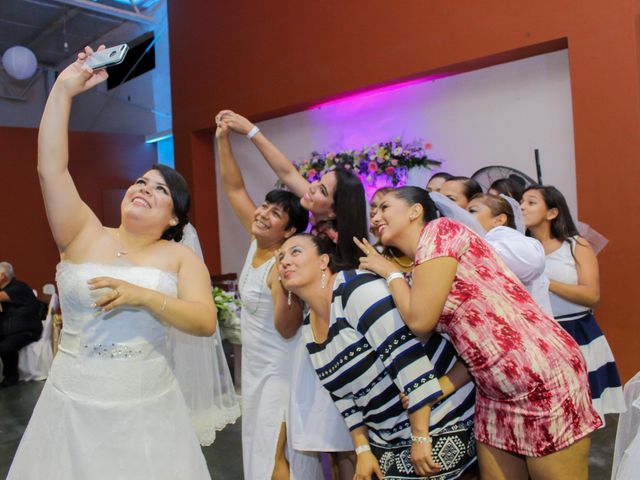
(151, 164, 190, 242)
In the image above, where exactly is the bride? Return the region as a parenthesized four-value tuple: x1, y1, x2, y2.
(7, 46, 216, 479)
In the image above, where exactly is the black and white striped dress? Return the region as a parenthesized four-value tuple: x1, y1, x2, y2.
(303, 270, 476, 480)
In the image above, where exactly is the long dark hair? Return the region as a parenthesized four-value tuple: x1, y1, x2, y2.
(151, 164, 190, 242)
(489, 177, 525, 202)
(331, 168, 367, 269)
(524, 185, 579, 242)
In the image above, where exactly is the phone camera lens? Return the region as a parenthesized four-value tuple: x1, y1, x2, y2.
(109, 51, 117, 57)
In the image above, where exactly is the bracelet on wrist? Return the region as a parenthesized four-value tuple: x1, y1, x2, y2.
(355, 444, 371, 455)
(385, 271, 405, 286)
(246, 125, 260, 139)
(410, 434, 432, 444)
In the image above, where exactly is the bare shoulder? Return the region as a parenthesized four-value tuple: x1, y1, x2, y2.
(573, 235, 595, 254)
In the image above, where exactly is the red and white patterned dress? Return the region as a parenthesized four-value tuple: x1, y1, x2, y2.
(414, 218, 602, 457)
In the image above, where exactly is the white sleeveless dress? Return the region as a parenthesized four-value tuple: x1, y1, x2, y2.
(238, 240, 323, 479)
(7, 262, 211, 479)
(545, 240, 625, 422)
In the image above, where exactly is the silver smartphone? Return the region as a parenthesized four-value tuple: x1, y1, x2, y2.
(85, 44, 129, 70)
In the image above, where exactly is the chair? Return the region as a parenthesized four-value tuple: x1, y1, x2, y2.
(612, 371, 640, 479)
(18, 293, 57, 381)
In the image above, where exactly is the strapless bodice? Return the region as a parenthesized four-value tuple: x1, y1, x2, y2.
(56, 261, 178, 359)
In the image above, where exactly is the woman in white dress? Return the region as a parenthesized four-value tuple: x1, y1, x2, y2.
(467, 193, 553, 315)
(215, 119, 325, 479)
(8, 47, 216, 479)
(522, 185, 625, 423)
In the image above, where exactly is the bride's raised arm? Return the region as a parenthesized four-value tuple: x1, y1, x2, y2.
(38, 46, 108, 253)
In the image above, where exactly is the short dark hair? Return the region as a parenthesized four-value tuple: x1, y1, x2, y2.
(264, 189, 309, 234)
(390, 186, 439, 224)
(446, 176, 483, 201)
(151, 164, 190, 242)
(489, 177, 525, 203)
(523, 185, 578, 242)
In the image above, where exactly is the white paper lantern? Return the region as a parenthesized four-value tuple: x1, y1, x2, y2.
(2, 46, 38, 80)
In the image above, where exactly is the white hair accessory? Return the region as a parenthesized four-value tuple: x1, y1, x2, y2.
(429, 192, 486, 237)
(500, 194, 526, 234)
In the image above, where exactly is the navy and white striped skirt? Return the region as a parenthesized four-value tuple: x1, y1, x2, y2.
(555, 310, 626, 423)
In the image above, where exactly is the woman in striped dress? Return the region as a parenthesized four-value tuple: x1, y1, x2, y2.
(521, 186, 625, 423)
(277, 234, 477, 480)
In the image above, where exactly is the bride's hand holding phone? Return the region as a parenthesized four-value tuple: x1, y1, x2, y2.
(54, 46, 109, 98)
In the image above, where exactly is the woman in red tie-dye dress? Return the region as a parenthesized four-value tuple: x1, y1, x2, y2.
(358, 186, 601, 480)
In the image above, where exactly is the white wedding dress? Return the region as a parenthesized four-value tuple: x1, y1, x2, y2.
(7, 262, 211, 480)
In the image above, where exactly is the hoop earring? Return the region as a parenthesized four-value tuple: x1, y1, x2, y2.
(320, 269, 327, 289)
(287, 290, 292, 307)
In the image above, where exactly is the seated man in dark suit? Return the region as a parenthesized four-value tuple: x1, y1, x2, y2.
(0, 262, 43, 388)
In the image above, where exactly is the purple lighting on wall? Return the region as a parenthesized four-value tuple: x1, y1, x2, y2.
(308, 73, 452, 110)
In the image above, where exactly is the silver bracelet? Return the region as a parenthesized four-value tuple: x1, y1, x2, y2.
(355, 444, 371, 455)
(385, 271, 405, 286)
(410, 434, 432, 444)
(246, 125, 260, 139)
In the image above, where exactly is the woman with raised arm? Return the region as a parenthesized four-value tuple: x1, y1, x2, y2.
(357, 186, 602, 480)
(216, 119, 329, 479)
(277, 234, 477, 480)
(215, 110, 368, 268)
(8, 47, 216, 479)
(522, 185, 625, 423)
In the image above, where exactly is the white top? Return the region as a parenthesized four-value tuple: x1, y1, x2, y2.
(544, 240, 586, 317)
(485, 226, 553, 315)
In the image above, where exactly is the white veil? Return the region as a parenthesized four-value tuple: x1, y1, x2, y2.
(429, 192, 487, 237)
(170, 223, 241, 446)
(500, 194, 526, 234)
(576, 221, 609, 255)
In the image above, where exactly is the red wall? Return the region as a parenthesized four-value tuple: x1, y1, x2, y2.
(0, 126, 156, 292)
(167, 0, 640, 380)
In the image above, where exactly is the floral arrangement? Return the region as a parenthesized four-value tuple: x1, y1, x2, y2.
(212, 286, 240, 326)
(294, 138, 440, 186)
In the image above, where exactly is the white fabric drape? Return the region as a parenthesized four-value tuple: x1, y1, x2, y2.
(172, 223, 241, 445)
(612, 372, 640, 479)
(18, 293, 57, 381)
